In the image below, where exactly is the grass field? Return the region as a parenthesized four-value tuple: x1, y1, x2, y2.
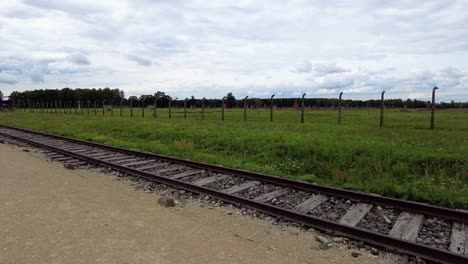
(1, 107, 467, 208)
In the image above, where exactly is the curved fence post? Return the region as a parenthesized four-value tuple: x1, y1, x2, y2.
(168, 98, 172, 119)
(184, 98, 188, 119)
(431, 86, 438, 129)
(110, 100, 114, 116)
(244, 96, 249, 121)
(153, 97, 157, 118)
(142, 98, 145, 117)
(380, 91, 385, 128)
(222, 96, 226, 121)
(201, 97, 206, 120)
(130, 99, 133, 117)
(94, 100, 97, 115)
(102, 100, 106, 115)
(270, 94, 275, 122)
(301, 93, 306, 123)
(338, 92, 343, 124)
(120, 99, 124, 117)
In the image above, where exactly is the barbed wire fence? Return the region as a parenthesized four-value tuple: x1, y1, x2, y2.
(8, 87, 467, 130)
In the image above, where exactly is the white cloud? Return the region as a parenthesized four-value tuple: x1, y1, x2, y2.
(0, 0, 467, 102)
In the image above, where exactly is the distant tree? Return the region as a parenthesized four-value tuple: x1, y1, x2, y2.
(0, 90, 3, 103)
(188, 96, 196, 107)
(226, 92, 236, 108)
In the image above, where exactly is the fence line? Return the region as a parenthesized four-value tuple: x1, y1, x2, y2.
(9, 87, 454, 129)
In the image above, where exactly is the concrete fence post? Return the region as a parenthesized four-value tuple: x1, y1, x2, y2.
(244, 96, 248, 121)
(110, 100, 114, 116)
(270, 94, 275, 122)
(169, 98, 172, 119)
(380, 91, 385, 128)
(431, 86, 438, 129)
(338, 92, 343, 124)
(184, 98, 188, 119)
(202, 97, 206, 120)
(94, 100, 97, 115)
(153, 97, 157, 118)
(301, 93, 306, 123)
(221, 96, 226, 121)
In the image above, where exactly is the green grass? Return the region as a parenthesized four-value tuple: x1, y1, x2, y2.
(1, 107, 467, 208)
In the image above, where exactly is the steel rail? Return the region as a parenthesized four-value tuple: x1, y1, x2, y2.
(1, 124, 466, 224)
(0, 128, 468, 263)
(0, 127, 466, 263)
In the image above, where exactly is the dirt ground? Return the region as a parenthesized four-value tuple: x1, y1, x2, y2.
(0, 143, 377, 264)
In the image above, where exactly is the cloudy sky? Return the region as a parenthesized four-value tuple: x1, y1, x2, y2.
(0, 0, 467, 101)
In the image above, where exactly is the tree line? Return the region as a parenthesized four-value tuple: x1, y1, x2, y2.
(5, 88, 468, 108)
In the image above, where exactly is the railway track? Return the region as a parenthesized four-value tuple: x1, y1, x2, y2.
(0, 124, 466, 264)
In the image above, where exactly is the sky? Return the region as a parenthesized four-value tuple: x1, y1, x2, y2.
(0, 0, 467, 101)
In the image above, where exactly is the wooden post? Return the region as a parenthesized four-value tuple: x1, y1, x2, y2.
(270, 94, 275, 122)
(380, 91, 385, 128)
(202, 97, 206, 120)
(244, 96, 248, 121)
(338, 92, 343, 124)
(431, 86, 438, 129)
(142, 98, 145, 117)
(221, 96, 226, 121)
(301, 93, 306, 123)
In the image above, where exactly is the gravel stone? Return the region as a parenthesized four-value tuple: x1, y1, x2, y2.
(308, 197, 351, 221)
(64, 164, 75, 170)
(417, 217, 451, 249)
(332, 237, 343, 243)
(265, 189, 310, 209)
(204, 176, 247, 191)
(158, 197, 176, 207)
(236, 183, 281, 199)
(357, 207, 401, 234)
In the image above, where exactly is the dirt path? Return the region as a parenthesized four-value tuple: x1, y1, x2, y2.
(0, 143, 376, 264)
